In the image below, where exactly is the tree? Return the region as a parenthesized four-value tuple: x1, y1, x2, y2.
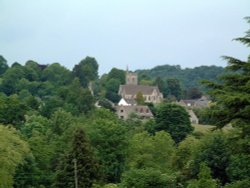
(121, 168, 176, 188)
(154, 77, 168, 97)
(166, 78, 182, 100)
(121, 131, 177, 187)
(187, 163, 218, 188)
(85, 109, 128, 183)
(72, 56, 99, 87)
(104, 78, 121, 103)
(0, 55, 9, 75)
(0, 65, 25, 95)
(202, 17, 250, 134)
(54, 128, 99, 188)
(135, 91, 145, 105)
(172, 136, 199, 170)
(41, 63, 72, 85)
(0, 125, 29, 188)
(107, 68, 125, 84)
(0, 94, 27, 127)
(186, 87, 202, 99)
(154, 103, 193, 143)
(192, 131, 231, 184)
(126, 131, 175, 171)
(64, 78, 95, 115)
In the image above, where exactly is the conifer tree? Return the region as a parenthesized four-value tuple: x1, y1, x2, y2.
(203, 17, 250, 136)
(54, 128, 99, 188)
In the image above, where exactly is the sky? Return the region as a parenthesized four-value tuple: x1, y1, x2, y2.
(0, 0, 249, 75)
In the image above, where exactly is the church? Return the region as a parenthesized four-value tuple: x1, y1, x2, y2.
(116, 69, 163, 120)
(118, 70, 163, 105)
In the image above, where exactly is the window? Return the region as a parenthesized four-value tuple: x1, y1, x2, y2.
(120, 116, 124, 119)
(120, 109, 124, 113)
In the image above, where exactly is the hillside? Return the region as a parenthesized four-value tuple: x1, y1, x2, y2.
(136, 64, 225, 91)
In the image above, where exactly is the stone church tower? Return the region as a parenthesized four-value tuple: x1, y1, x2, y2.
(126, 68, 138, 85)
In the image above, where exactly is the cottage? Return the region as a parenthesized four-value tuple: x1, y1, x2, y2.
(116, 105, 153, 120)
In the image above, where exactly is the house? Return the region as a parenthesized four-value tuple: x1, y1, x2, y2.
(118, 70, 163, 104)
(116, 105, 153, 120)
(178, 96, 210, 124)
(179, 96, 210, 109)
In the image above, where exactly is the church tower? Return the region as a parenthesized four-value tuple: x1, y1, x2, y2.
(126, 66, 138, 85)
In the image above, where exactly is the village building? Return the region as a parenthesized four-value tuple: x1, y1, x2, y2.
(177, 96, 210, 124)
(115, 69, 161, 119)
(179, 96, 210, 109)
(118, 70, 163, 104)
(116, 105, 153, 120)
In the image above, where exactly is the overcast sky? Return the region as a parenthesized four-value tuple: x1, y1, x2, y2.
(0, 0, 249, 75)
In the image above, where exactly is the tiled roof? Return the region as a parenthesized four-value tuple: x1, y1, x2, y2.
(119, 84, 160, 95)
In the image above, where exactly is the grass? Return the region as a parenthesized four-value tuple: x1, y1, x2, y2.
(192, 124, 215, 134)
(192, 124, 233, 134)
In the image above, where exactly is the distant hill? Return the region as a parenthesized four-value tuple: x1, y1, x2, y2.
(136, 64, 226, 91)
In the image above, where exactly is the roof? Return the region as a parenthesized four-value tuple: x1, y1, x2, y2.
(119, 84, 161, 95)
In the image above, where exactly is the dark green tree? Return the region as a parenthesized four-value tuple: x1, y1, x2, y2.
(41, 63, 72, 85)
(192, 132, 231, 184)
(54, 128, 99, 188)
(186, 87, 202, 99)
(0, 94, 27, 127)
(202, 17, 250, 134)
(166, 78, 182, 100)
(187, 163, 218, 188)
(0, 55, 9, 75)
(107, 68, 125, 84)
(72, 56, 99, 87)
(154, 77, 168, 97)
(86, 109, 128, 183)
(154, 103, 193, 143)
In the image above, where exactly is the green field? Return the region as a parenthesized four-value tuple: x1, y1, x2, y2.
(192, 124, 215, 133)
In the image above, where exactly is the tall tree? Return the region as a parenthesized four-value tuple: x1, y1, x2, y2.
(73, 56, 99, 87)
(54, 128, 99, 188)
(202, 17, 250, 134)
(107, 68, 125, 84)
(154, 103, 193, 143)
(166, 78, 182, 100)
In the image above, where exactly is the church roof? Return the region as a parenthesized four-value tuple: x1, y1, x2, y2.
(119, 84, 160, 95)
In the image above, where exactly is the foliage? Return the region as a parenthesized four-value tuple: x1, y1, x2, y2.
(0, 94, 27, 127)
(192, 131, 231, 184)
(166, 78, 182, 100)
(126, 131, 175, 171)
(121, 168, 176, 188)
(54, 128, 99, 188)
(0, 55, 9, 75)
(154, 103, 193, 143)
(187, 163, 218, 188)
(224, 179, 250, 188)
(135, 91, 145, 105)
(72, 56, 99, 87)
(0, 125, 29, 188)
(202, 17, 250, 134)
(137, 64, 225, 93)
(172, 136, 199, 171)
(85, 109, 128, 183)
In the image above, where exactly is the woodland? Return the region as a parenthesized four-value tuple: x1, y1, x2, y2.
(0, 18, 249, 188)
